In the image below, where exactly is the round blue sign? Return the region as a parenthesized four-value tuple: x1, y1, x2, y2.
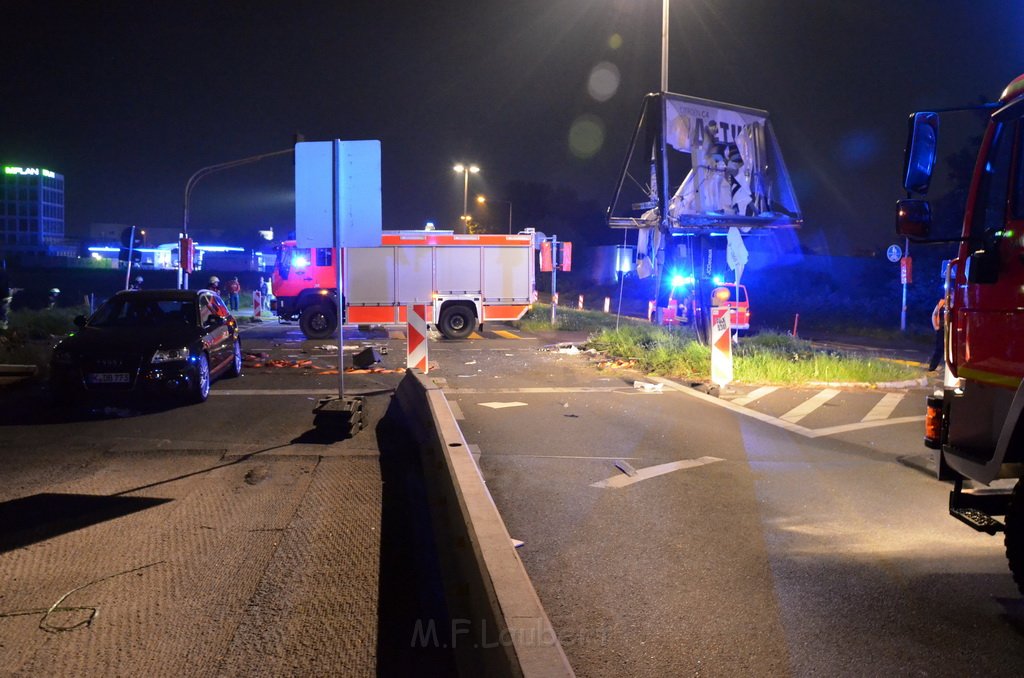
(886, 244, 902, 263)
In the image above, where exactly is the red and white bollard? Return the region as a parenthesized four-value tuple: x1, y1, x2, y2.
(711, 305, 733, 387)
(604, 297, 611, 313)
(578, 294, 584, 310)
(252, 290, 262, 321)
(407, 304, 428, 373)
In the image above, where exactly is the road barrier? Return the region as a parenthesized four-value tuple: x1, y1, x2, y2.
(394, 370, 574, 678)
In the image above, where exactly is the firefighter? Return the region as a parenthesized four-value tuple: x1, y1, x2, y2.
(226, 276, 241, 311)
(48, 287, 60, 310)
(208, 276, 220, 293)
(130, 276, 143, 290)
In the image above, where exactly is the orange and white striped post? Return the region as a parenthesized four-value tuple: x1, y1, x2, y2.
(710, 304, 733, 386)
(407, 304, 428, 373)
(252, 290, 262, 320)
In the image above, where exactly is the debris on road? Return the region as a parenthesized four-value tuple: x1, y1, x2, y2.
(633, 381, 664, 393)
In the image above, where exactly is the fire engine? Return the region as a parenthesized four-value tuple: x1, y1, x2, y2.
(273, 230, 536, 340)
(897, 73, 1024, 592)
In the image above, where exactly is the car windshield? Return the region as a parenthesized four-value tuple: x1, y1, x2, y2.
(89, 298, 197, 328)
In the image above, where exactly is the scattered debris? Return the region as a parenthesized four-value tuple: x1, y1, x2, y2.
(633, 381, 664, 393)
(313, 344, 339, 351)
(465, 360, 477, 365)
(614, 460, 638, 477)
(511, 538, 525, 549)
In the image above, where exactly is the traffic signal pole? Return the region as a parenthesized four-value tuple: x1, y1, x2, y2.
(124, 225, 136, 291)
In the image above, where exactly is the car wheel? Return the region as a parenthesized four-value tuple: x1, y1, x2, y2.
(300, 304, 336, 339)
(438, 305, 475, 340)
(190, 353, 211, 403)
(225, 338, 242, 378)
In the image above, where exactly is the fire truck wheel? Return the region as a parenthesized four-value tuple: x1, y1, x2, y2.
(300, 304, 336, 339)
(1006, 478, 1024, 595)
(438, 305, 474, 340)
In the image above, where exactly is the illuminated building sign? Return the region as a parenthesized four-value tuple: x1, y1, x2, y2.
(4, 166, 57, 179)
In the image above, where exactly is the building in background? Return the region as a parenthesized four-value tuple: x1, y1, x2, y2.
(0, 165, 76, 259)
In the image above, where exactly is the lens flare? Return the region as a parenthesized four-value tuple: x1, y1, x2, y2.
(569, 115, 605, 159)
(588, 61, 621, 102)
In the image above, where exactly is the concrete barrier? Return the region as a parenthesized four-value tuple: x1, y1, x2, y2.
(394, 370, 574, 678)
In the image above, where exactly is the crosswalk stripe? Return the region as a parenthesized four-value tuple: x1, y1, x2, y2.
(779, 388, 840, 423)
(732, 386, 777, 407)
(861, 392, 904, 422)
(467, 331, 484, 339)
(492, 329, 521, 339)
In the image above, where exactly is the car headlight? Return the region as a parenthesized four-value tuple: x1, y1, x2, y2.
(151, 347, 190, 364)
(51, 349, 74, 366)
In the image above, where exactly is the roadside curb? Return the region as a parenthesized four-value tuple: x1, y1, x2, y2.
(394, 370, 575, 678)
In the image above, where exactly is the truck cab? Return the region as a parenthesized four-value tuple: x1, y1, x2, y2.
(897, 73, 1024, 593)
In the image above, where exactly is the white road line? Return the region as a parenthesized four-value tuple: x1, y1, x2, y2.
(478, 401, 529, 409)
(861, 392, 904, 422)
(647, 376, 924, 439)
(779, 389, 840, 423)
(485, 454, 640, 460)
(731, 386, 777, 407)
(211, 389, 323, 396)
(590, 456, 723, 489)
(443, 386, 629, 394)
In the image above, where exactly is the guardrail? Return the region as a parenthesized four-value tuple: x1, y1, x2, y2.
(394, 370, 574, 677)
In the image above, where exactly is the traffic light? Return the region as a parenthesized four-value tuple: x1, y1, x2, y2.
(179, 237, 196, 274)
(119, 226, 143, 263)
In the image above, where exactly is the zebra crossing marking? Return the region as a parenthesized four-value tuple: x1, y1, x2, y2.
(779, 389, 841, 423)
(861, 392, 904, 422)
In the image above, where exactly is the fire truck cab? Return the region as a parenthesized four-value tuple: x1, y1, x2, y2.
(897, 73, 1024, 593)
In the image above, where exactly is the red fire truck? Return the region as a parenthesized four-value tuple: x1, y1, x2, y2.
(273, 230, 536, 340)
(897, 74, 1024, 592)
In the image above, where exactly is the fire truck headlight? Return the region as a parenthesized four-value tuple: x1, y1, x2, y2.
(292, 255, 309, 269)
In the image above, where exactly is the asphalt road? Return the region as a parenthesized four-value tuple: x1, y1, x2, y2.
(429, 334, 1024, 677)
(3, 320, 1023, 676)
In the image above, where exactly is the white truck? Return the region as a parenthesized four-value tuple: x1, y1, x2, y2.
(273, 230, 537, 340)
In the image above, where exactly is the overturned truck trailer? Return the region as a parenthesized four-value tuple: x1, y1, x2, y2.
(607, 92, 802, 339)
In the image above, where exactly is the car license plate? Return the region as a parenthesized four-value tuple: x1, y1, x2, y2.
(87, 372, 130, 384)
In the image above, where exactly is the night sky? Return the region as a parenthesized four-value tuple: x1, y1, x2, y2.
(4, 1, 1023, 253)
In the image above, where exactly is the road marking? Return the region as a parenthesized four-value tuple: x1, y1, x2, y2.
(468, 331, 484, 339)
(492, 330, 521, 339)
(590, 456, 723, 489)
(479, 401, 529, 409)
(779, 389, 840, 423)
(731, 386, 777, 406)
(211, 389, 323, 396)
(861, 392, 904, 422)
(389, 330, 406, 340)
(444, 386, 629, 394)
(647, 376, 924, 439)
(447, 399, 465, 420)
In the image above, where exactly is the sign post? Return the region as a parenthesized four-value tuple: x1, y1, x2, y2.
(296, 139, 382, 434)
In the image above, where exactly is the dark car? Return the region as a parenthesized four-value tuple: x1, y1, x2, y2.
(50, 289, 242, 405)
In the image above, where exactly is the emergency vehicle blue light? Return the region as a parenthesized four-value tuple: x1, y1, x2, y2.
(712, 275, 725, 285)
(671, 274, 686, 288)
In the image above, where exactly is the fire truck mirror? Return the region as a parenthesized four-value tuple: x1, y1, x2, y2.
(903, 112, 938, 195)
(896, 198, 931, 238)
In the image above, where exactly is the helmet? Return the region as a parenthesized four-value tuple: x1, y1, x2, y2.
(49, 288, 60, 295)
(209, 276, 220, 284)
(135, 276, 143, 283)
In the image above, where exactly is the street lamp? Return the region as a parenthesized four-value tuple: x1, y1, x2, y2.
(453, 163, 480, 232)
(476, 195, 513, 234)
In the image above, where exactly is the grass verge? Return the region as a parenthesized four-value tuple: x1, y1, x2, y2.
(585, 326, 922, 386)
(515, 303, 647, 333)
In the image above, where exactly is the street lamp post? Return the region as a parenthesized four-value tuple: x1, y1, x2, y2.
(476, 195, 513, 234)
(182, 147, 293, 288)
(453, 163, 479, 233)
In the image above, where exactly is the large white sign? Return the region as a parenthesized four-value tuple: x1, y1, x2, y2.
(295, 140, 382, 250)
